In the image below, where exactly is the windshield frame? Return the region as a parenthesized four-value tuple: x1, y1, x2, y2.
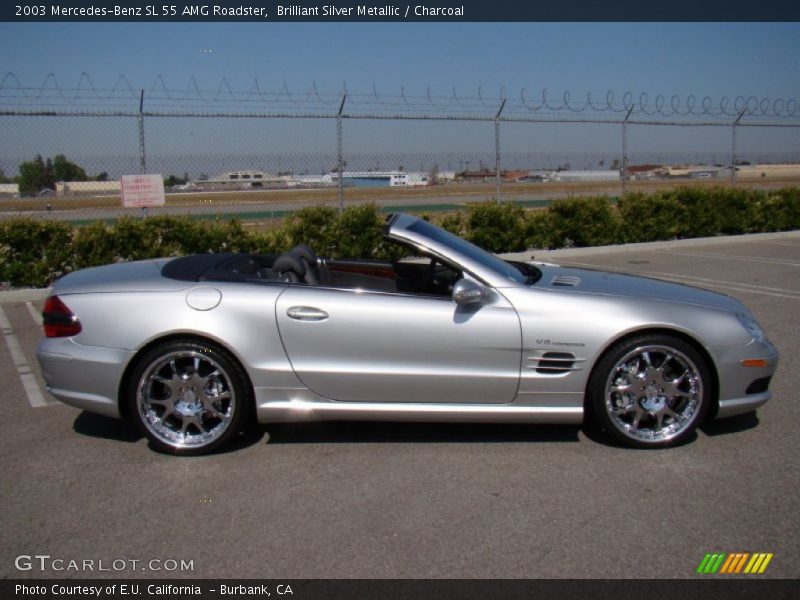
(388, 214, 540, 288)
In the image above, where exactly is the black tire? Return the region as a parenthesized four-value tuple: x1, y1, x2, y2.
(127, 339, 250, 455)
(587, 334, 712, 449)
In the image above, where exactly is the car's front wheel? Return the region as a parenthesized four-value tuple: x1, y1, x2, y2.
(588, 334, 711, 448)
(128, 340, 249, 455)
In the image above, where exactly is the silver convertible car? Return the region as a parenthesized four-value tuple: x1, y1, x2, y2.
(36, 213, 778, 454)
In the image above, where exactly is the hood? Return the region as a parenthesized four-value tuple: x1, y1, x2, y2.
(533, 264, 745, 313)
(52, 258, 190, 295)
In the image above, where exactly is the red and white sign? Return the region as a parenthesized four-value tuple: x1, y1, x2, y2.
(120, 174, 165, 208)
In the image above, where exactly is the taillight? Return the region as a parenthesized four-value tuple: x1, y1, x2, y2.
(43, 295, 82, 338)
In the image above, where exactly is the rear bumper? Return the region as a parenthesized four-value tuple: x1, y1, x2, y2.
(36, 338, 134, 419)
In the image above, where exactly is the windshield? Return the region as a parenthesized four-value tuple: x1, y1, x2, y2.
(406, 219, 537, 284)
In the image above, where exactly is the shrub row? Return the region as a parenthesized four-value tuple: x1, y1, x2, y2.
(1, 186, 798, 288)
(0, 205, 397, 288)
(441, 187, 800, 251)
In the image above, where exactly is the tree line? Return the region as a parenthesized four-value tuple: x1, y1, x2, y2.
(0, 155, 107, 195)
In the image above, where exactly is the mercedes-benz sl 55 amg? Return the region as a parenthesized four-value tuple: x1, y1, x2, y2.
(36, 213, 778, 454)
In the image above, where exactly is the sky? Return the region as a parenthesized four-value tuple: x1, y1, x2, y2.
(2, 22, 799, 99)
(1, 22, 799, 175)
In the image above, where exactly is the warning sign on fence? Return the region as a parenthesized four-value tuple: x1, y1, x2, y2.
(121, 174, 165, 208)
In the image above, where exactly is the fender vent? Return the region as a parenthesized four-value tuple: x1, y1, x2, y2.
(551, 275, 581, 287)
(528, 352, 581, 374)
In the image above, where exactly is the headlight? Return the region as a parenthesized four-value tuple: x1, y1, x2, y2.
(737, 312, 766, 344)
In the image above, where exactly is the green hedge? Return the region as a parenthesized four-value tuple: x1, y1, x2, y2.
(1, 187, 799, 288)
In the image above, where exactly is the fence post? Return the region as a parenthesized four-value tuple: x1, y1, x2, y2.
(731, 109, 746, 186)
(137, 90, 146, 174)
(137, 89, 147, 217)
(621, 105, 634, 196)
(336, 93, 346, 212)
(495, 98, 506, 201)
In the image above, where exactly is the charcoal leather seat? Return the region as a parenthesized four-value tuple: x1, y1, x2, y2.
(290, 244, 320, 285)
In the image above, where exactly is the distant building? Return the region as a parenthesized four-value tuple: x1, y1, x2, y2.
(625, 164, 663, 180)
(503, 170, 530, 181)
(0, 183, 19, 196)
(56, 181, 121, 196)
(662, 165, 725, 179)
(331, 171, 434, 187)
(280, 173, 336, 187)
(192, 170, 285, 190)
(543, 170, 621, 182)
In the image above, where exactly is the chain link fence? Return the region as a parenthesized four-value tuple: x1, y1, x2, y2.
(1, 75, 799, 224)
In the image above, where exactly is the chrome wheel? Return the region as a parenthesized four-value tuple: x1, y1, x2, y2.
(589, 334, 711, 448)
(135, 348, 238, 452)
(604, 345, 703, 444)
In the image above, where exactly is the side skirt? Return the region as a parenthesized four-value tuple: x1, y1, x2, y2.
(255, 396, 583, 425)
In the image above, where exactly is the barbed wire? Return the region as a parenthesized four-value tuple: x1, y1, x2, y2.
(1, 73, 799, 122)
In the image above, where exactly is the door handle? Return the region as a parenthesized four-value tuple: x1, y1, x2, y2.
(286, 306, 329, 321)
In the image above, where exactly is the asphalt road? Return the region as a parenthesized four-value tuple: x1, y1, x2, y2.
(1, 232, 798, 580)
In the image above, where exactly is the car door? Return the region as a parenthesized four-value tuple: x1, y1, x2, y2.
(275, 285, 521, 403)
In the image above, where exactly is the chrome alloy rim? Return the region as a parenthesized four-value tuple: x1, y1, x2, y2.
(137, 351, 235, 449)
(604, 345, 702, 443)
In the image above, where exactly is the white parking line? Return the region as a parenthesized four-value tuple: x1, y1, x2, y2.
(26, 301, 43, 326)
(751, 241, 800, 249)
(0, 304, 48, 408)
(625, 270, 800, 296)
(564, 261, 800, 301)
(665, 250, 800, 267)
(651, 278, 800, 301)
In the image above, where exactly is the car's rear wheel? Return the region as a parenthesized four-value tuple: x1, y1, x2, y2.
(588, 335, 711, 448)
(128, 340, 249, 455)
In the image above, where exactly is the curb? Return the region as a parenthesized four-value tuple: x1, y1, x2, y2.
(0, 287, 50, 303)
(2, 229, 798, 303)
(499, 229, 800, 262)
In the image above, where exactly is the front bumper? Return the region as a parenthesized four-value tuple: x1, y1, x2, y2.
(712, 339, 779, 419)
(36, 337, 135, 419)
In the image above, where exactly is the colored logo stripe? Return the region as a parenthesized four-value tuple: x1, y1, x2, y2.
(719, 553, 748, 573)
(697, 553, 726, 574)
(746, 553, 773, 574)
(697, 552, 773, 574)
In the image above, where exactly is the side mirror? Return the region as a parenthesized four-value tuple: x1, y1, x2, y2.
(453, 279, 488, 305)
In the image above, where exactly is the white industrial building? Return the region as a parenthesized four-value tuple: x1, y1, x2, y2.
(56, 180, 121, 196)
(0, 183, 19, 196)
(193, 170, 285, 189)
(527, 170, 621, 183)
(331, 170, 446, 187)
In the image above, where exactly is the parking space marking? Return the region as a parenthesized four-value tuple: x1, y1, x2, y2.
(0, 304, 48, 408)
(564, 261, 800, 301)
(634, 271, 800, 296)
(26, 301, 43, 326)
(665, 250, 800, 267)
(751, 241, 800, 249)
